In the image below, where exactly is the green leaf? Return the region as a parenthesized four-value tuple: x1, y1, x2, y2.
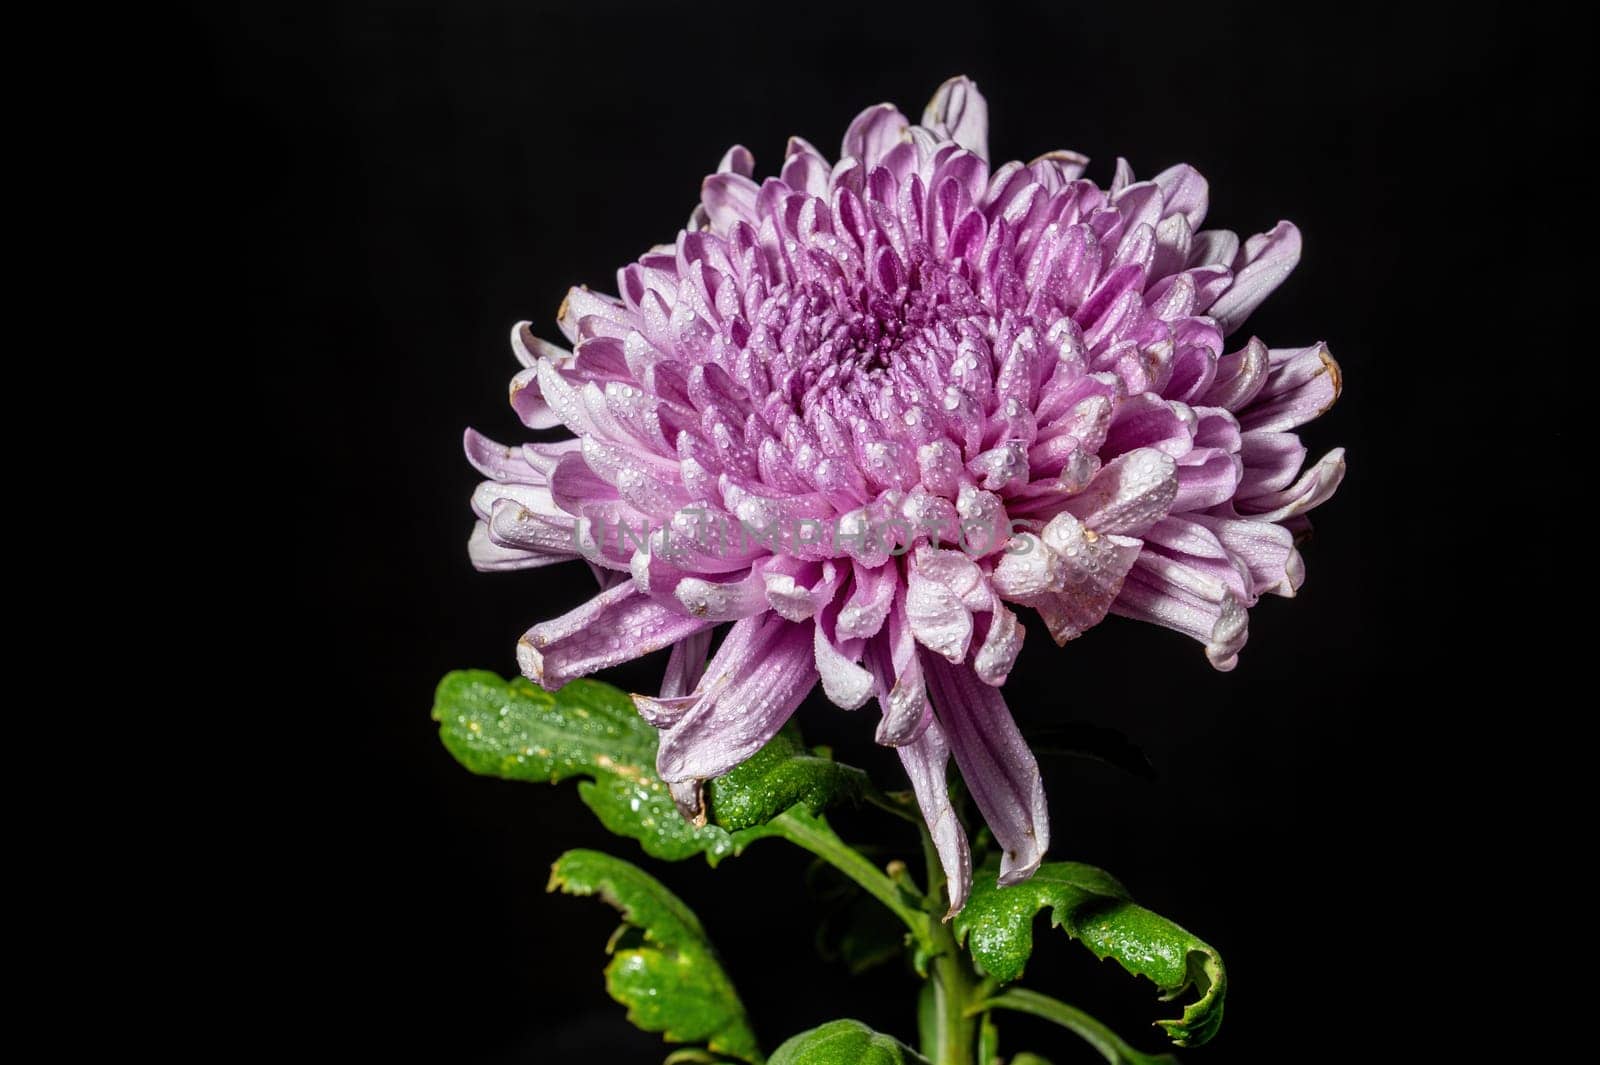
(1010, 1056, 1055, 1065)
(548, 849, 762, 1063)
(433, 671, 862, 864)
(952, 861, 1225, 1047)
(706, 728, 866, 831)
(768, 1020, 930, 1065)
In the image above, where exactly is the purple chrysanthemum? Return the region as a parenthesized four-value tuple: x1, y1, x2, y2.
(464, 77, 1343, 912)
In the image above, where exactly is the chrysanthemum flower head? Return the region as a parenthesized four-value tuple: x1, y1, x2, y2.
(465, 76, 1343, 912)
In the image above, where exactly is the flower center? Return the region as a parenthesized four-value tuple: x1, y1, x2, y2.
(773, 248, 989, 418)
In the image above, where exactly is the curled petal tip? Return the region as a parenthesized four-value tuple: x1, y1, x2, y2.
(515, 638, 545, 686)
(668, 778, 706, 826)
(997, 852, 1044, 887)
(923, 75, 989, 160)
(1316, 343, 1343, 413)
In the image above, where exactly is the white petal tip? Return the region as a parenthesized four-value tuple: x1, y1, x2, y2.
(996, 855, 1043, 887)
(516, 639, 547, 687)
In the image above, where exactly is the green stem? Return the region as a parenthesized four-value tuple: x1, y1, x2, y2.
(917, 823, 985, 1065)
(770, 810, 931, 950)
(967, 988, 1180, 1065)
(926, 921, 979, 1065)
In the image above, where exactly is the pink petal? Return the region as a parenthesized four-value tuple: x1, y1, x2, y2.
(1235, 430, 1308, 500)
(1238, 448, 1346, 522)
(1238, 342, 1342, 432)
(467, 521, 567, 572)
(654, 615, 818, 783)
(841, 103, 911, 170)
(865, 597, 934, 746)
(485, 498, 578, 558)
(581, 436, 692, 516)
(633, 690, 700, 729)
(1063, 448, 1179, 536)
(1201, 338, 1270, 412)
(896, 720, 973, 917)
(1028, 149, 1090, 189)
(922, 75, 989, 160)
(1113, 558, 1249, 671)
(1102, 394, 1196, 458)
(1171, 448, 1243, 513)
(814, 599, 873, 710)
(1209, 221, 1301, 335)
(464, 428, 542, 482)
(1192, 515, 1304, 599)
(1153, 163, 1209, 230)
(672, 569, 768, 622)
(905, 563, 974, 664)
(1018, 512, 1143, 645)
(974, 598, 1025, 685)
(518, 583, 711, 689)
(1187, 229, 1239, 268)
(660, 629, 713, 698)
(837, 561, 899, 641)
(716, 144, 754, 177)
(923, 656, 1050, 884)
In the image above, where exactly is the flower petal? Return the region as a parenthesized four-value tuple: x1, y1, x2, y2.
(842, 103, 911, 170)
(905, 562, 974, 664)
(672, 569, 769, 622)
(1238, 342, 1342, 432)
(1063, 447, 1178, 536)
(467, 521, 567, 572)
(1171, 448, 1243, 513)
(815, 599, 873, 710)
(464, 428, 542, 482)
(1187, 229, 1239, 268)
(973, 597, 1024, 685)
(1238, 448, 1346, 523)
(1235, 430, 1308, 501)
(867, 596, 934, 747)
(1028, 149, 1090, 188)
(1192, 514, 1304, 599)
(1153, 163, 1209, 230)
(896, 720, 972, 917)
(1201, 338, 1270, 412)
(717, 144, 754, 177)
(486, 497, 580, 558)
(1113, 557, 1250, 671)
(660, 629, 713, 698)
(655, 615, 818, 782)
(836, 561, 899, 641)
(1209, 221, 1301, 335)
(1031, 512, 1143, 644)
(923, 655, 1049, 884)
(922, 75, 989, 160)
(518, 582, 711, 689)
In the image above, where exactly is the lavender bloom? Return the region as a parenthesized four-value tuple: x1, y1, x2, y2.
(465, 77, 1343, 912)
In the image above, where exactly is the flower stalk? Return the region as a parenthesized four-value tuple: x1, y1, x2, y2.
(925, 919, 983, 1065)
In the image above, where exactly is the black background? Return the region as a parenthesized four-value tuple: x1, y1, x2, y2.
(207, 2, 1546, 1061)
